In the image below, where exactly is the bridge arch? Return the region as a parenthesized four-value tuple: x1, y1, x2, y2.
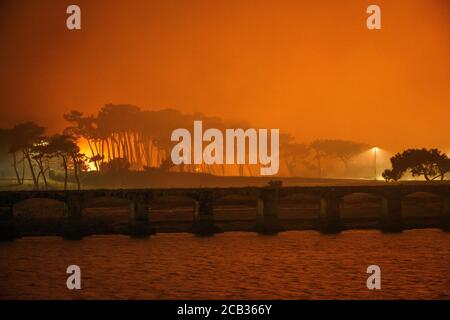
(401, 192, 442, 224)
(150, 194, 197, 233)
(213, 194, 258, 232)
(278, 193, 322, 225)
(339, 192, 383, 228)
(13, 197, 67, 234)
(82, 195, 132, 234)
(11, 192, 67, 205)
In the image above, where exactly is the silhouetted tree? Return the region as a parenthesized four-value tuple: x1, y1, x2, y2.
(383, 148, 450, 181)
(47, 134, 79, 190)
(9, 122, 46, 190)
(310, 140, 326, 177)
(64, 110, 100, 170)
(310, 139, 367, 176)
(71, 152, 89, 190)
(280, 134, 310, 176)
(31, 140, 52, 190)
(0, 128, 23, 184)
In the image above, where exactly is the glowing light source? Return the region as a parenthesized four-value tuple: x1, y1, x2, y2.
(371, 147, 379, 180)
(77, 138, 97, 171)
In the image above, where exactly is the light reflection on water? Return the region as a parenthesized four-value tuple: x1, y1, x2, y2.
(0, 229, 449, 299)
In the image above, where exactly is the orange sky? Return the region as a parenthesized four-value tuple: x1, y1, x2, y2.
(0, 0, 449, 153)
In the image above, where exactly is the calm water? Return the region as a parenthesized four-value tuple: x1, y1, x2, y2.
(0, 229, 449, 299)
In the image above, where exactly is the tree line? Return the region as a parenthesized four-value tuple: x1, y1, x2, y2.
(1, 103, 416, 190)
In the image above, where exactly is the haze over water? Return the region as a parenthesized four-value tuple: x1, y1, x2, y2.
(1, 229, 449, 299)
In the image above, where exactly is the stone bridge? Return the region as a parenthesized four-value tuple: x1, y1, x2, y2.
(0, 183, 449, 240)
